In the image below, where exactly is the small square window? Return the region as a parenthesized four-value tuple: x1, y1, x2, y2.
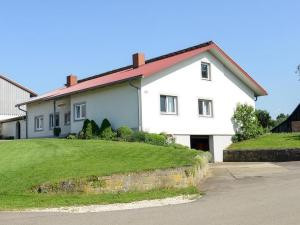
(201, 62, 211, 80)
(198, 99, 213, 117)
(160, 95, 177, 114)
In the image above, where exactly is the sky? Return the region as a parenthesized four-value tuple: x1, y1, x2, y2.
(0, 0, 299, 118)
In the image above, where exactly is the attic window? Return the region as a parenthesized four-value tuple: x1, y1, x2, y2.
(201, 62, 211, 80)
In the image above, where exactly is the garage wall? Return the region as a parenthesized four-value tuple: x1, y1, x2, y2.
(1, 119, 26, 139)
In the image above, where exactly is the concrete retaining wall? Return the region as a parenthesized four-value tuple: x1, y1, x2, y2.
(224, 149, 300, 162)
(35, 161, 209, 194)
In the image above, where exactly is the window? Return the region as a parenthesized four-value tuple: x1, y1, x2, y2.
(64, 112, 71, 125)
(49, 113, 60, 129)
(35, 116, 44, 131)
(160, 95, 177, 114)
(74, 103, 86, 121)
(198, 99, 213, 117)
(201, 62, 211, 80)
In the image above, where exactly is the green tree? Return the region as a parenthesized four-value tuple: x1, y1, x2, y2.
(233, 104, 264, 142)
(255, 109, 274, 130)
(274, 113, 289, 126)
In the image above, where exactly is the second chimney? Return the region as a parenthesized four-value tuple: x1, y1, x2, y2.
(66, 74, 77, 87)
(132, 53, 145, 68)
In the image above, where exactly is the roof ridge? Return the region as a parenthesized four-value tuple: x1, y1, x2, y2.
(0, 75, 37, 97)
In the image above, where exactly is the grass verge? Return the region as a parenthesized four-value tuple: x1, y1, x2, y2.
(228, 133, 300, 150)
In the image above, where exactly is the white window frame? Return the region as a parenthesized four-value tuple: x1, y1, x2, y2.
(160, 95, 178, 115)
(34, 116, 44, 131)
(74, 103, 86, 121)
(198, 99, 213, 117)
(49, 113, 60, 130)
(201, 62, 211, 80)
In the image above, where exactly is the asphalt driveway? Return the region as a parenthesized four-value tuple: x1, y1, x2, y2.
(1, 161, 300, 225)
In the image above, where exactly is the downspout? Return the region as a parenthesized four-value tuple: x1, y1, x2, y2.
(254, 95, 258, 101)
(129, 79, 142, 131)
(17, 105, 28, 139)
(53, 100, 57, 137)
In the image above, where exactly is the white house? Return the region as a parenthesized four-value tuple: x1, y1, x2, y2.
(0, 75, 37, 139)
(17, 41, 267, 162)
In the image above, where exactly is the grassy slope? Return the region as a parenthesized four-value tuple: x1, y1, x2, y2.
(228, 133, 300, 150)
(0, 139, 199, 209)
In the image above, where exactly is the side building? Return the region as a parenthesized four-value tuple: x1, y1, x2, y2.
(272, 104, 300, 133)
(0, 75, 37, 139)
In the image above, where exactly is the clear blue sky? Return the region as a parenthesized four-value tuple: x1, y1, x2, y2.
(0, 0, 299, 118)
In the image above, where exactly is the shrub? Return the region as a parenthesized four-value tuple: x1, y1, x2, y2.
(100, 127, 116, 140)
(117, 126, 134, 141)
(233, 103, 264, 142)
(53, 127, 61, 137)
(144, 133, 167, 146)
(90, 120, 100, 135)
(160, 132, 175, 144)
(84, 123, 93, 139)
(82, 119, 91, 134)
(130, 131, 146, 142)
(99, 118, 111, 134)
(66, 133, 77, 139)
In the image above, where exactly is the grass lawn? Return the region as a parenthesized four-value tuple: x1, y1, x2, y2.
(0, 139, 200, 210)
(228, 133, 300, 150)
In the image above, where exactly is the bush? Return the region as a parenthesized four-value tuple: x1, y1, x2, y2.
(117, 126, 134, 141)
(130, 131, 146, 142)
(82, 119, 91, 134)
(100, 127, 116, 140)
(66, 133, 77, 139)
(144, 133, 167, 146)
(90, 120, 100, 135)
(53, 127, 61, 137)
(233, 104, 264, 142)
(84, 123, 93, 139)
(99, 118, 111, 134)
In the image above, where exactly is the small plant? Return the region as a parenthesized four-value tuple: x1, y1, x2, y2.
(99, 118, 115, 140)
(117, 126, 134, 141)
(99, 118, 111, 134)
(84, 123, 93, 139)
(144, 133, 167, 146)
(53, 127, 61, 137)
(82, 119, 91, 134)
(131, 131, 146, 142)
(66, 133, 77, 139)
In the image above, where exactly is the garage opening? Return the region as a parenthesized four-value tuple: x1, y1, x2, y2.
(190, 135, 210, 151)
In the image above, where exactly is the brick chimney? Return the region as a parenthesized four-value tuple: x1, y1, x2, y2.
(132, 53, 145, 68)
(66, 74, 77, 87)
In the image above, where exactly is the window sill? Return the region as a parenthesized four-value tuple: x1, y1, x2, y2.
(160, 112, 178, 116)
(199, 114, 213, 118)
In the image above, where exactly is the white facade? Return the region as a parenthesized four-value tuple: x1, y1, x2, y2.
(24, 51, 260, 162)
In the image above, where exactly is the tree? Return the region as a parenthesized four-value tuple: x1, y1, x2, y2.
(255, 109, 274, 130)
(274, 113, 289, 127)
(232, 104, 264, 142)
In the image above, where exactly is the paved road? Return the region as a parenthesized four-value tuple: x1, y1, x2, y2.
(1, 161, 300, 225)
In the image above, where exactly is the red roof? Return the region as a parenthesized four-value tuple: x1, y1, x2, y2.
(18, 41, 267, 106)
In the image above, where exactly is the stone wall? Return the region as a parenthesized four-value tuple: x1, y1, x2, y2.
(224, 149, 300, 162)
(34, 160, 209, 194)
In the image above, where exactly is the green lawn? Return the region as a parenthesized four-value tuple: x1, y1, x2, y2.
(228, 133, 300, 150)
(0, 139, 200, 210)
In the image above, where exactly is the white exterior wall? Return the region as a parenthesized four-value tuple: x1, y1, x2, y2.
(141, 52, 256, 162)
(0, 77, 31, 117)
(27, 98, 71, 138)
(141, 52, 255, 135)
(70, 82, 139, 133)
(173, 134, 191, 147)
(1, 120, 26, 139)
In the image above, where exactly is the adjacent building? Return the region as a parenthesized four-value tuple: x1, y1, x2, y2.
(0, 75, 37, 139)
(17, 41, 267, 161)
(272, 104, 300, 132)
